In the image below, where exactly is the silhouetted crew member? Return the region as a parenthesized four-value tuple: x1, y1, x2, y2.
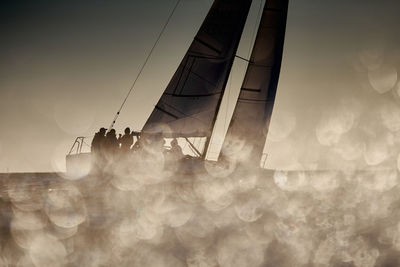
(170, 138, 184, 160)
(132, 137, 142, 152)
(153, 133, 165, 153)
(103, 129, 119, 156)
(91, 128, 106, 153)
(118, 127, 134, 152)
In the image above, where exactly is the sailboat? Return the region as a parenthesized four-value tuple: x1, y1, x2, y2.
(66, 0, 288, 176)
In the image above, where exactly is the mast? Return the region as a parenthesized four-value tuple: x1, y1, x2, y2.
(142, 0, 252, 156)
(220, 0, 289, 166)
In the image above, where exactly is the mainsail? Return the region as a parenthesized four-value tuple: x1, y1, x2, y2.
(220, 0, 288, 164)
(142, 0, 252, 145)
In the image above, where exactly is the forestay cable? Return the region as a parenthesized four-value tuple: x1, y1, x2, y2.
(109, 0, 182, 130)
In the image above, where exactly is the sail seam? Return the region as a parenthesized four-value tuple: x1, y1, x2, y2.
(194, 37, 222, 54)
(154, 106, 179, 119)
(188, 69, 218, 87)
(242, 88, 261, 92)
(164, 92, 221, 97)
(157, 102, 210, 126)
(188, 53, 225, 60)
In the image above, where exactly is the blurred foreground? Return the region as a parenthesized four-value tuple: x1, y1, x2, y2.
(1, 163, 400, 267)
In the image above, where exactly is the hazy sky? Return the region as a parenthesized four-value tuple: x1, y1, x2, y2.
(0, 0, 399, 172)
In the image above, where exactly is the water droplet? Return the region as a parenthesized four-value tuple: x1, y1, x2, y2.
(368, 65, 397, 94)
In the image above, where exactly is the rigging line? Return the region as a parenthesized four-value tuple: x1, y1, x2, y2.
(187, 142, 197, 156)
(184, 137, 202, 157)
(109, 0, 182, 130)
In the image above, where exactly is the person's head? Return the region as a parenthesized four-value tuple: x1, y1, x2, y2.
(124, 127, 130, 134)
(171, 138, 178, 147)
(99, 127, 107, 134)
(108, 129, 116, 136)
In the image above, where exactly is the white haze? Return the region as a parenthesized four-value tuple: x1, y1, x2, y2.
(2, 132, 400, 266)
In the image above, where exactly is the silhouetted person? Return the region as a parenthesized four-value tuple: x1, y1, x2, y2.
(103, 129, 119, 157)
(170, 138, 184, 160)
(91, 128, 106, 153)
(153, 133, 166, 153)
(132, 136, 142, 152)
(118, 127, 134, 153)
